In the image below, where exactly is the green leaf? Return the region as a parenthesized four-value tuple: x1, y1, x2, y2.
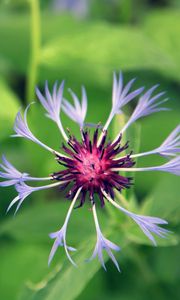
(141, 175, 180, 223)
(0, 200, 96, 244)
(125, 174, 180, 247)
(0, 77, 20, 140)
(39, 23, 175, 85)
(0, 241, 50, 300)
(0, 195, 129, 300)
(0, 13, 30, 73)
(144, 9, 180, 78)
(19, 225, 129, 300)
(0, 11, 179, 84)
(125, 222, 178, 247)
(19, 240, 101, 300)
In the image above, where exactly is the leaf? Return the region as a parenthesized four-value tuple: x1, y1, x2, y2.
(0, 197, 123, 299)
(127, 177, 180, 246)
(134, 106, 180, 197)
(141, 175, 180, 223)
(0, 13, 30, 73)
(18, 226, 128, 300)
(125, 222, 178, 247)
(0, 10, 179, 84)
(39, 23, 175, 85)
(19, 240, 101, 300)
(0, 241, 50, 300)
(125, 174, 180, 247)
(0, 77, 20, 140)
(0, 200, 97, 244)
(143, 9, 180, 78)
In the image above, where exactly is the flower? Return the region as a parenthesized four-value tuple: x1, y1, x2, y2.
(52, 0, 89, 18)
(62, 86, 87, 128)
(1, 72, 179, 271)
(87, 204, 121, 271)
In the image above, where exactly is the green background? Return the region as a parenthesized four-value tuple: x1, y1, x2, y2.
(0, 0, 180, 299)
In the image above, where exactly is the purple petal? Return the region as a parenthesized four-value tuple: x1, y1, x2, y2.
(157, 125, 180, 157)
(121, 85, 168, 132)
(112, 72, 144, 113)
(158, 156, 180, 175)
(48, 228, 77, 265)
(36, 81, 64, 123)
(62, 86, 87, 127)
(88, 228, 120, 271)
(6, 196, 20, 213)
(104, 238, 121, 251)
(128, 213, 170, 245)
(0, 179, 18, 187)
(48, 239, 60, 266)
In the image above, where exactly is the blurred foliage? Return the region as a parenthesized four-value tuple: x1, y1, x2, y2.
(0, 0, 180, 300)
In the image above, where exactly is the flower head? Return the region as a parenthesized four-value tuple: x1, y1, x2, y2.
(53, 129, 134, 207)
(1, 72, 179, 271)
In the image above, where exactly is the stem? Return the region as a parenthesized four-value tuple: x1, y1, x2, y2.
(26, 0, 41, 104)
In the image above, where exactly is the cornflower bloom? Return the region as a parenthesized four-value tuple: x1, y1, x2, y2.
(1, 72, 179, 271)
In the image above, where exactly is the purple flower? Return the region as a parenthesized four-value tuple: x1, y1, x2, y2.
(129, 125, 180, 159)
(0, 155, 29, 186)
(156, 156, 180, 176)
(103, 191, 170, 246)
(0, 155, 52, 187)
(52, 0, 89, 18)
(1, 71, 179, 270)
(112, 72, 144, 114)
(88, 204, 120, 271)
(36, 81, 68, 141)
(12, 104, 55, 153)
(157, 125, 180, 157)
(48, 187, 81, 266)
(7, 181, 66, 214)
(115, 156, 180, 176)
(103, 72, 144, 132)
(62, 86, 87, 127)
(121, 85, 168, 133)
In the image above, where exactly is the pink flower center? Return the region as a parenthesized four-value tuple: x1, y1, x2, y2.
(53, 129, 134, 207)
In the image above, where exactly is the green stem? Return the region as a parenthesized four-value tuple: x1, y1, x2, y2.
(26, 0, 41, 104)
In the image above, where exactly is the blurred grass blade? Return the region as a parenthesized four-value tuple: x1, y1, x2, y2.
(0, 77, 20, 140)
(26, 0, 41, 103)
